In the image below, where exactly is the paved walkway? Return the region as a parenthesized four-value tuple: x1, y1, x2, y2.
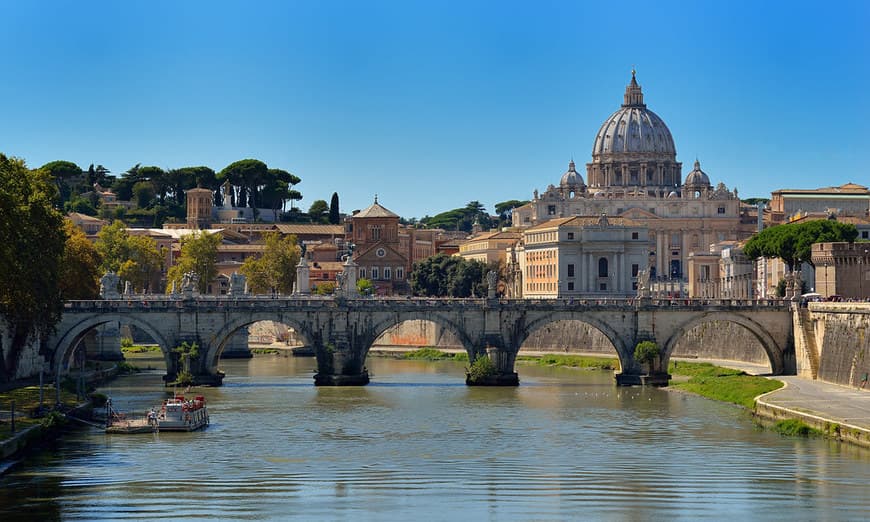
(685, 357, 870, 434)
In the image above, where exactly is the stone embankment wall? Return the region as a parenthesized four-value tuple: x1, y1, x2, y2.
(670, 322, 770, 367)
(798, 303, 870, 387)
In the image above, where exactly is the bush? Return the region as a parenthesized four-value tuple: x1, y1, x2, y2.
(173, 371, 194, 387)
(120, 337, 134, 349)
(466, 355, 496, 383)
(774, 419, 821, 438)
(89, 392, 108, 407)
(116, 361, 141, 374)
(634, 341, 660, 366)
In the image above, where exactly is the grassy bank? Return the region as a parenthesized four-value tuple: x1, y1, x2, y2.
(0, 385, 79, 439)
(400, 348, 469, 361)
(121, 345, 161, 354)
(517, 354, 618, 370)
(668, 362, 783, 409)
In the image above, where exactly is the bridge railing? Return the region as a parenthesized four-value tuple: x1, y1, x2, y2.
(63, 295, 792, 312)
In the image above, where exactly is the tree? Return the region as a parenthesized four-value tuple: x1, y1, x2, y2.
(95, 221, 163, 292)
(308, 200, 329, 223)
(132, 181, 156, 208)
(634, 341, 661, 372)
(314, 281, 336, 295)
(421, 201, 494, 232)
(40, 160, 82, 204)
(59, 220, 101, 300)
(218, 159, 268, 209)
(744, 219, 858, 271)
(329, 192, 340, 224)
(409, 254, 489, 297)
(0, 154, 66, 382)
(356, 278, 374, 296)
(165, 231, 222, 293)
(239, 232, 300, 294)
(172, 341, 199, 385)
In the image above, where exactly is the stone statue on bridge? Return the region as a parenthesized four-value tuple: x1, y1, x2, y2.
(792, 270, 803, 301)
(486, 270, 498, 299)
(229, 273, 246, 296)
(181, 271, 200, 297)
(636, 268, 650, 298)
(99, 271, 121, 299)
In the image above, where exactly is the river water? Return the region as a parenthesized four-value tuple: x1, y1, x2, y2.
(1, 356, 868, 521)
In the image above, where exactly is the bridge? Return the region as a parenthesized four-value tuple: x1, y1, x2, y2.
(47, 296, 795, 387)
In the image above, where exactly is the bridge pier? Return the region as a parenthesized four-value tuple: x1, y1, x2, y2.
(312, 333, 370, 386)
(466, 338, 519, 386)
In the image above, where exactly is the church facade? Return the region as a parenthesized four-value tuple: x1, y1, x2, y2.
(511, 72, 750, 286)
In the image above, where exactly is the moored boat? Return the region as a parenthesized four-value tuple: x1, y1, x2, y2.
(156, 395, 209, 432)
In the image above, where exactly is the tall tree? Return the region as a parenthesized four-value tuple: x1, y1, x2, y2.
(0, 154, 66, 382)
(308, 200, 329, 223)
(40, 160, 82, 204)
(165, 231, 222, 293)
(744, 219, 858, 271)
(239, 232, 300, 294)
(409, 253, 490, 297)
(329, 192, 340, 224)
(59, 220, 101, 300)
(95, 221, 163, 292)
(218, 159, 268, 209)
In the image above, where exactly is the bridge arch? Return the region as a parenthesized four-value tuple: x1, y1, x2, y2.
(517, 311, 629, 369)
(205, 312, 316, 373)
(661, 312, 785, 374)
(51, 313, 174, 377)
(367, 311, 476, 360)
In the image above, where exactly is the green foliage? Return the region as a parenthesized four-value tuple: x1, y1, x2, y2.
(356, 278, 375, 296)
(773, 419, 822, 438)
(466, 355, 496, 383)
(39, 160, 82, 204)
(669, 362, 783, 409)
(314, 281, 336, 295)
(743, 219, 858, 270)
(329, 192, 340, 224)
(165, 231, 222, 293)
(494, 199, 529, 222)
(120, 337, 134, 349)
(60, 220, 101, 300)
(173, 370, 195, 387)
(116, 361, 141, 374)
(89, 392, 109, 407)
(0, 154, 67, 381)
(410, 253, 490, 297)
(240, 232, 300, 294)
(633, 341, 660, 365)
(308, 199, 329, 223)
(420, 201, 493, 232)
(402, 348, 464, 360)
(516, 354, 619, 370)
(40, 411, 68, 431)
(218, 159, 268, 208)
(173, 341, 199, 378)
(741, 198, 770, 206)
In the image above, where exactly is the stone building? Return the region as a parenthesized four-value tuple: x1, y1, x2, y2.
(769, 183, 870, 223)
(347, 197, 410, 295)
(517, 214, 649, 298)
(812, 242, 870, 299)
(511, 72, 749, 284)
(457, 231, 522, 265)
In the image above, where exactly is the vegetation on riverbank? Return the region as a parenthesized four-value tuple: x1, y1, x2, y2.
(516, 354, 618, 370)
(401, 348, 468, 361)
(251, 348, 281, 355)
(120, 345, 161, 354)
(0, 385, 78, 439)
(772, 419, 822, 437)
(668, 362, 783, 409)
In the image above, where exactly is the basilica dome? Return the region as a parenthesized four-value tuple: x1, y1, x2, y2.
(591, 72, 676, 157)
(684, 159, 710, 186)
(559, 160, 585, 189)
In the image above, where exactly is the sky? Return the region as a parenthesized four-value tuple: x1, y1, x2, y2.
(1, 0, 868, 219)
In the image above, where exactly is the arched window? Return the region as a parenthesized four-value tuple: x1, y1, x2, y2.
(598, 257, 608, 278)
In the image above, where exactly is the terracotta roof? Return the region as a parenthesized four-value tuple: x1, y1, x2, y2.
(354, 199, 399, 218)
(66, 212, 105, 223)
(527, 215, 641, 231)
(275, 224, 344, 235)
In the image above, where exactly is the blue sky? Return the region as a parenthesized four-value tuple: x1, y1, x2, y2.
(1, 0, 868, 219)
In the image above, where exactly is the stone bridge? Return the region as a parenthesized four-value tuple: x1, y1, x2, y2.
(47, 296, 795, 387)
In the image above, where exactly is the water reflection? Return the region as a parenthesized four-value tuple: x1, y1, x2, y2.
(0, 356, 868, 521)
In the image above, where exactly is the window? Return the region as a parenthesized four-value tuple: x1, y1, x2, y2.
(717, 206, 726, 214)
(359, 268, 366, 279)
(632, 232, 639, 240)
(567, 264, 575, 277)
(371, 227, 381, 241)
(632, 264, 639, 277)
(863, 231, 869, 239)
(396, 267, 404, 280)
(600, 283, 607, 291)
(548, 205, 556, 215)
(567, 232, 574, 240)
(384, 267, 392, 280)
(567, 282, 574, 291)
(371, 267, 379, 280)
(598, 257, 608, 278)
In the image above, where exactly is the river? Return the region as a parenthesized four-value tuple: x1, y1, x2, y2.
(1, 355, 868, 521)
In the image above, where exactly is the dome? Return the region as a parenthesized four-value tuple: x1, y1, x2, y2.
(685, 159, 710, 186)
(559, 160, 585, 188)
(591, 72, 676, 157)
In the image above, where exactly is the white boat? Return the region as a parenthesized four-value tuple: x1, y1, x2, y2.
(155, 395, 209, 432)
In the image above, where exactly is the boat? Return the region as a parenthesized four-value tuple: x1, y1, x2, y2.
(105, 395, 209, 434)
(155, 395, 209, 432)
